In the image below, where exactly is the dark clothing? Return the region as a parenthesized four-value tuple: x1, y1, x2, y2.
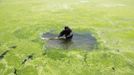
(58, 28, 73, 40)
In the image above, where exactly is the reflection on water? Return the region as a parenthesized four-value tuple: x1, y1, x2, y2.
(41, 32, 97, 50)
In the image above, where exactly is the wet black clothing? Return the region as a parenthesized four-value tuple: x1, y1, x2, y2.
(58, 28, 73, 40)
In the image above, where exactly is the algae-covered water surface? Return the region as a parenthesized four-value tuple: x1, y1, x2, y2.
(0, 0, 134, 75)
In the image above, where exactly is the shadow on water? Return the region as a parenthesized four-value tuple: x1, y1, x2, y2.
(41, 32, 97, 50)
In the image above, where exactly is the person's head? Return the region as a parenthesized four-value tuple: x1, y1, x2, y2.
(64, 26, 69, 30)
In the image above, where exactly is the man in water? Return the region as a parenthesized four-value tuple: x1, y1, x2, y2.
(58, 26, 73, 40)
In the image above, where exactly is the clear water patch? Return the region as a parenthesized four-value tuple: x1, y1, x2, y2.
(41, 32, 98, 50)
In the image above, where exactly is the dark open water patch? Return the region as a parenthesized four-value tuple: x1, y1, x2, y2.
(21, 54, 34, 64)
(41, 32, 98, 50)
(0, 50, 9, 60)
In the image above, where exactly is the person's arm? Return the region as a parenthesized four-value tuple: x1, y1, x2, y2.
(58, 30, 65, 37)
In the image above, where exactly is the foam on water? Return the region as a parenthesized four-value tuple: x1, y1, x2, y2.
(79, 0, 89, 3)
(99, 3, 126, 7)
